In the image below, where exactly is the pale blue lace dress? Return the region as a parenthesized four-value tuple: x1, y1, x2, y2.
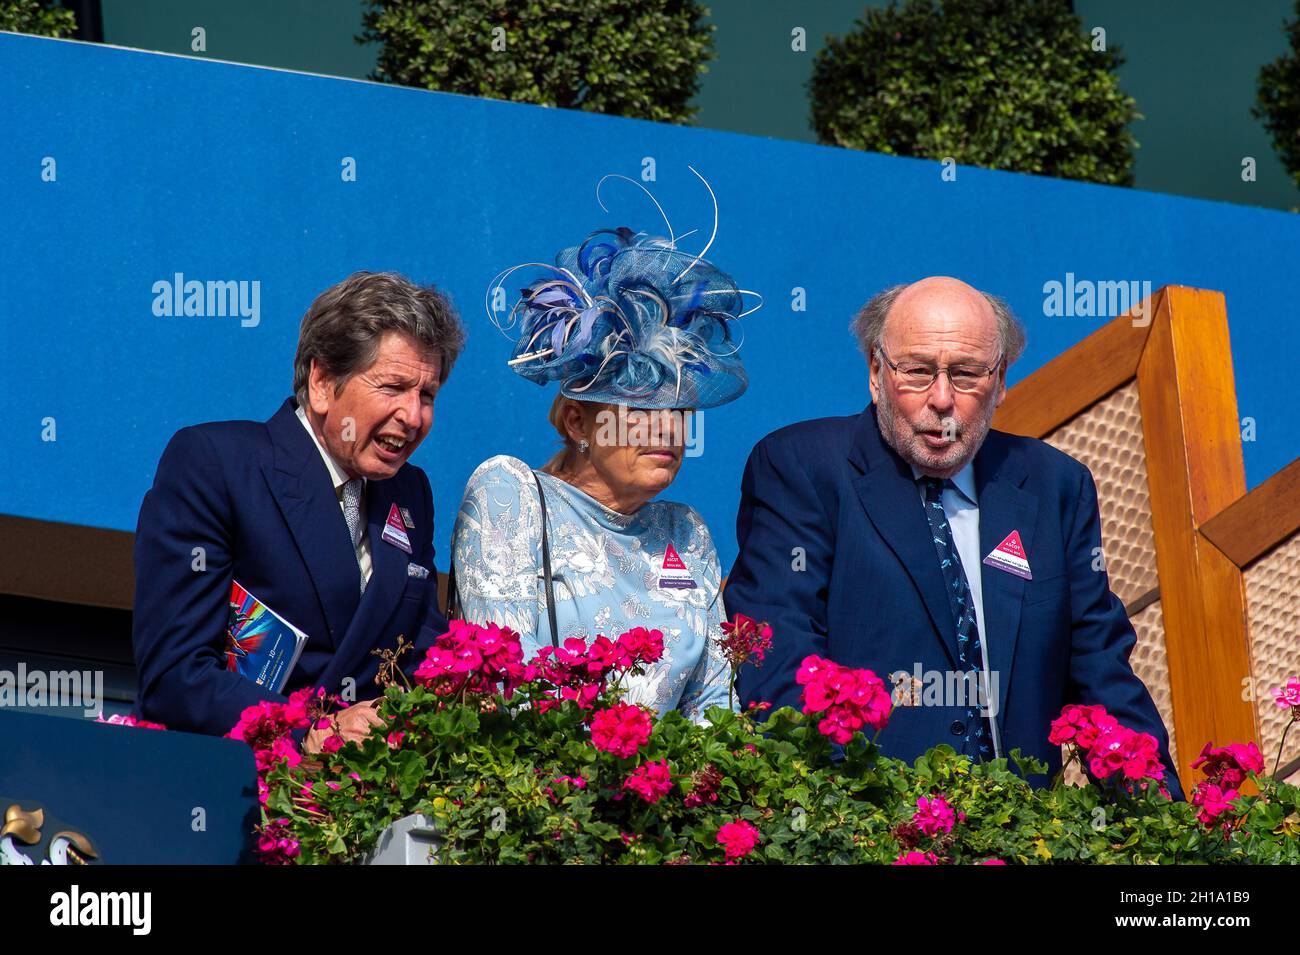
(450, 455, 733, 721)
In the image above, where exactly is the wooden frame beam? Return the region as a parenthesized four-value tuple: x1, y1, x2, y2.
(1201, 458, 1300, 568)
(994, 307, 1153, 438)
(1137, 287, 1254, 785)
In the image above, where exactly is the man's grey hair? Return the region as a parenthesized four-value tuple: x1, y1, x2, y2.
(293, 271, 466, 407)
(850, 283, 1026, 368)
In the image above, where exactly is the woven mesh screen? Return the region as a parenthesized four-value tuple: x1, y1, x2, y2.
(1245, 534, 1300, 777)
(1043, 382, 1157, 606)
(1044, 383, 1178, 783)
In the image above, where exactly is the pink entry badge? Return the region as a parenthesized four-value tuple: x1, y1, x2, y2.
(982, 530, 1032, 580)
(657, 542, 697, 590)
(381, 503, 413, 554)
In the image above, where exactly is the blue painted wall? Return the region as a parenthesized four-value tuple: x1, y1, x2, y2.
(2, 33, 1297, 572)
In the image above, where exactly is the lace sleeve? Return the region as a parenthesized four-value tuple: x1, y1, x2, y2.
(450, 455, 545, 643)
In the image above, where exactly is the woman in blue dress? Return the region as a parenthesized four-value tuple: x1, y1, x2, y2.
(450, 195, 756, 722)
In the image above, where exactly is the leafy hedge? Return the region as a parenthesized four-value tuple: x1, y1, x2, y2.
(221, 619, 1300, 865)
(0, 0, 76, 37)
(808, 0, 1139, 185)
(1256, 1, 1300, 194)
(358, 0, 714, 124)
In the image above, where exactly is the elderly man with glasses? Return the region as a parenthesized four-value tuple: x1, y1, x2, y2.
(727, 276, 1181, 798)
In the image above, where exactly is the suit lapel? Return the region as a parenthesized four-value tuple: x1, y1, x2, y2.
(322, 477, 410, 688)
(259, 398, 361, 648)
(848, 409, 962, 670)
(973, 432, 1037, 723)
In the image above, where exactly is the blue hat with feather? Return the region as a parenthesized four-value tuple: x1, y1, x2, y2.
(488, 172, 755, 410)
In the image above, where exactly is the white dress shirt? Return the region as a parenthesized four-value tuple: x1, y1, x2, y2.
(296, 404, 373, 588)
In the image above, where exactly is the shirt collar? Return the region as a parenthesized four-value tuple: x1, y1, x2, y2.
(910, 461, 977, 506)
(295, 403, 361, 494)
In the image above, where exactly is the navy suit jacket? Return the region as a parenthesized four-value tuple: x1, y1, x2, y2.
(132, 397, 450, 736)
(728, 406, 1182, 798)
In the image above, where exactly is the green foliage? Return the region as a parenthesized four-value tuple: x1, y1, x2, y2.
(358, 0, 715, 124)
(1256, 1, 1300, 192)
(1232, 775, 1300, 863)
(263, 683, 1296, 864)
(808, 0, 1139, 185)
(0, 0, 76, 37)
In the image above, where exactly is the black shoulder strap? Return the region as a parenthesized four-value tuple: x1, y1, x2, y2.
(444, 470, 559, 649)
(532, 471, 560, 648)
(444, 552, 460, 622)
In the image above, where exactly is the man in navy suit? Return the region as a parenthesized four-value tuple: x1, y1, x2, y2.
(133, 272, 465, 747)
(729, 276, 1181, 797)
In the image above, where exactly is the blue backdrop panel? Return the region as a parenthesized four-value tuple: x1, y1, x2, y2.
(2, 33, 1297, 572)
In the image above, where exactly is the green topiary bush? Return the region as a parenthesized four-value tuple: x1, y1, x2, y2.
(1256, 1, 1300, 193)
(359, 0, 715, 124)
(808, 0, 1140, 186)
(0, 0, 76, 37)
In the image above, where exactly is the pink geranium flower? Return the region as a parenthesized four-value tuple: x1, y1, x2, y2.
(795, 655, 892, 743)
(1087, 726, 1165, 782)
(1274, 678, 1300, 711)
(558, 682, 603, 709)
(1048, 703, 1118, 749)
(614, 627, 665, 668)
(893, 850, 938, 865)
(96, 713, 167, 730)
(1191, 783, 1240, 828)
(684, 764, 723, 808)
(227, 691, 313, 748)
(719, 614, 774, 668)
(414, 620, 529, 698)
(256, 818, 301, 865)
(589, 702, 653, 758)
(716, 819, 760, 861)
(1192, 741, 1264, 790)
(913, 795, 956, 836)
(623, 760, 673, 804)
(1050, 704, 1166, 787)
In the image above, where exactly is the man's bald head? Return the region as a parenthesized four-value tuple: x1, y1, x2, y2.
(852, 277, 1026, 478)
(851, 277, 1025, 367)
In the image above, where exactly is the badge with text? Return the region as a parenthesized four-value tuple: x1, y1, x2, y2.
(382, 503, 413, 554)
(983, 530, 1032, 580)
(656, 542, 697, 589)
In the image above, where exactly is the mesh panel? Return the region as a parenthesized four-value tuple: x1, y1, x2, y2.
(1043, 382, 1157, 607)
(1245, 534, 1300, 775)
(1044, 383, 1177, 784)
(1131, 600, 1177, 768)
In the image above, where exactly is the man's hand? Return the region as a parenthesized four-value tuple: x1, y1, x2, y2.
(303, 698, 386, 754)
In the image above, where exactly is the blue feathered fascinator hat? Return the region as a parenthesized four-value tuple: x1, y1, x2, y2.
(487, 170, 758, 410)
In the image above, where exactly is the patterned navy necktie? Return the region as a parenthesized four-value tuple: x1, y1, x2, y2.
(341, 477, 366, 595)
(920, 476, 991, 760)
